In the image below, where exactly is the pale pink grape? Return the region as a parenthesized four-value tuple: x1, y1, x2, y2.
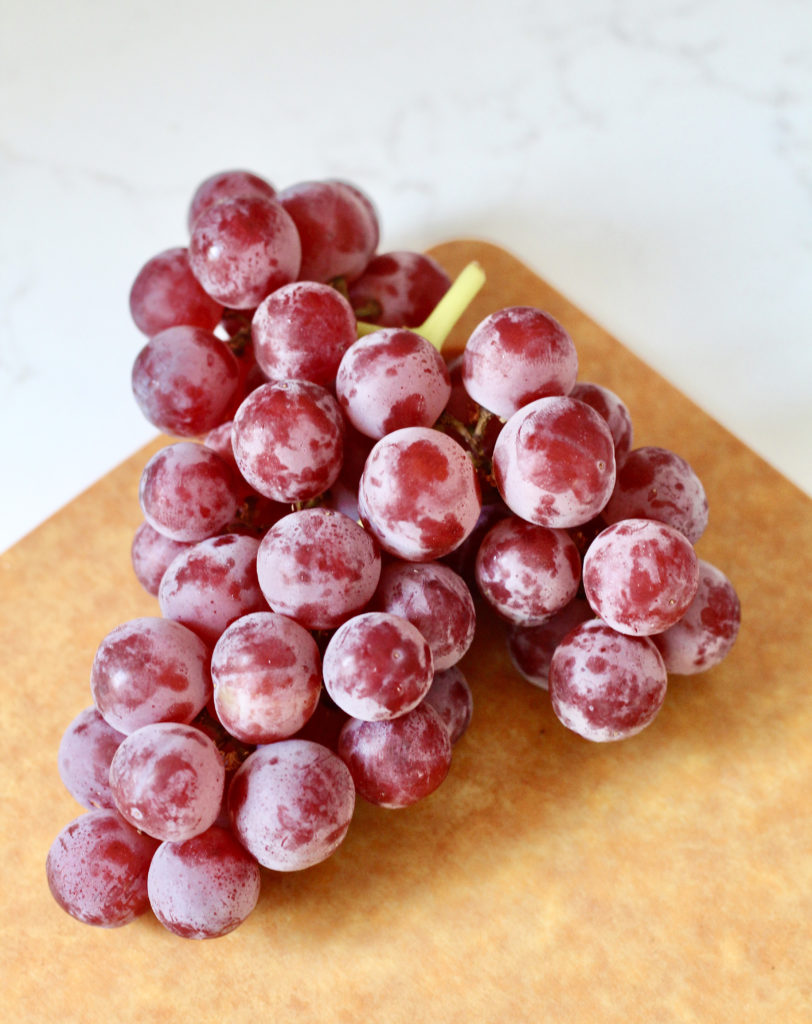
(228, 740, 355, 871)
(46, 809, 159, 927)
(90, 617, 212, 735)
(582, 518, 700, 636)
(336, 328, 451, 439)
(211, 612, 322, 744)
(549, 618, 668, 741)
(256, 508, 381, 631)
(148, 826, 261, 939)
(461, 306, 578, 418)
(475, 515, 581, 626)
(358, 426, 482, 562)
(109, 722, 225, 842)
(492, 396, 616, 529)
(338, 703, 452, 808)
(653, 559, 741, 674)
(231, 380, 344, 503)
(130, 521, 195, 597)
(569, 381, 634, 462)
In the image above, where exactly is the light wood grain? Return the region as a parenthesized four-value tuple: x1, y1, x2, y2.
(2, 241, 810, 1023)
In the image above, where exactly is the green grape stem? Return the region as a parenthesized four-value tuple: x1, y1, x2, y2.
(356, 261, 487, 351)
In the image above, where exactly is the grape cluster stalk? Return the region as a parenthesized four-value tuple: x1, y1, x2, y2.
(47, 169, 741, 939)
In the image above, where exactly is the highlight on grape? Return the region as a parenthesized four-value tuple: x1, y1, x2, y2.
(47, 169, 741, 938)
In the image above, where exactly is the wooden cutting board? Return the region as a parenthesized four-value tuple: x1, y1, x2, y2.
(2, 241, 810, 1023)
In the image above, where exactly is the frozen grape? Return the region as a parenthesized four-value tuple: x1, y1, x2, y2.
(109, 722, 225, 842)
(549, 618, 668, 741)
(348, 250, 451, 327)
(131, 325, 241, 438)
(602, 445, 709, 544)
(462, 306, 578, 418)
(139, 442, 242, 542)
(130, 521, 194, 597)
(46, 809, 159, 927)
(158, 533, 268, 647)
(335, 328, 451, 439)
(228, 740, 355, 871)
(57, 706, 126, 810)
(189, 195, 301, 309)
(358, 426, 482, 561)
(338, 702, 452, 808)
(474, 515, 581, 626)
(506, 596, 593, 689)
(251, 280, 357, 386)
(90, 617, 212, 734)
(256, 508, 381, 631)
(582, 518, 700, 636)
(373, 560, 476, 670)
(569, 381, 633, 462)
(129, 247, 223, 336)
(653, 559, 741, 674)
(231, 380, 344, 503)
(211, 612, 322, 744)
(187, 169, 277, 230)
(323, 612, 434, 721)
(277, 179, 378, 284)
(148, 826, 261, 939)
(423, 666, 473, 744)
(492, 395, 616, 529)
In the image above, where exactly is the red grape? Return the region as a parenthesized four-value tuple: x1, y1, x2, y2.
(569, 381, 633, 462)
(228, 740, 355, 871)
(335, 328, 451, 439)
(277, 179, 378, 284)
(90, 617, 212, 734)
(337, 702, 452, 808)
(158, 533, 268, 647)
(373, 560, 476, 670)
(129, 247, 223, 336)
(109, 721, 225, 842)
(358, 426, 482, 561)
(323, 611, 434, 721)
(139, 442, 241, 542)
(474, 515, 582, 625)
(231, 380, 344, 503)
(189, 196, 301, 309)
(602, 445, 709, 543)
(652, 559, 741, 674)
(130, 521, 194, 597)
(131, 325, 241, 437)
(46, 809, 159, 927)
(348, 250, 451, 326)
(211, 611, 322, 744)
(251, 280, 357, 386)
(506, 596, 593, 689)
(57, 706, 126, 810)
(492, 396, 617, 529)
(148, 826, 261, 939)
(549, 618, 668, 741)
(187, 169, 277, 230)
(582, 518, 700, 636)
(423, 666, 473, 744)
(462, 306, 578, 418)
(256, 507, 381, 631)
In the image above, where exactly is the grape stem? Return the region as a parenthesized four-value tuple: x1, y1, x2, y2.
(356, 261, 486, 352)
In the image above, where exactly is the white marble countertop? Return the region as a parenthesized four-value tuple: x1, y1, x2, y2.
(2, 0, 811, 553)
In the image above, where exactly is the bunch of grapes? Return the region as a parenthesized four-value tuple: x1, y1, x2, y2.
(47, 169, 741, 940)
